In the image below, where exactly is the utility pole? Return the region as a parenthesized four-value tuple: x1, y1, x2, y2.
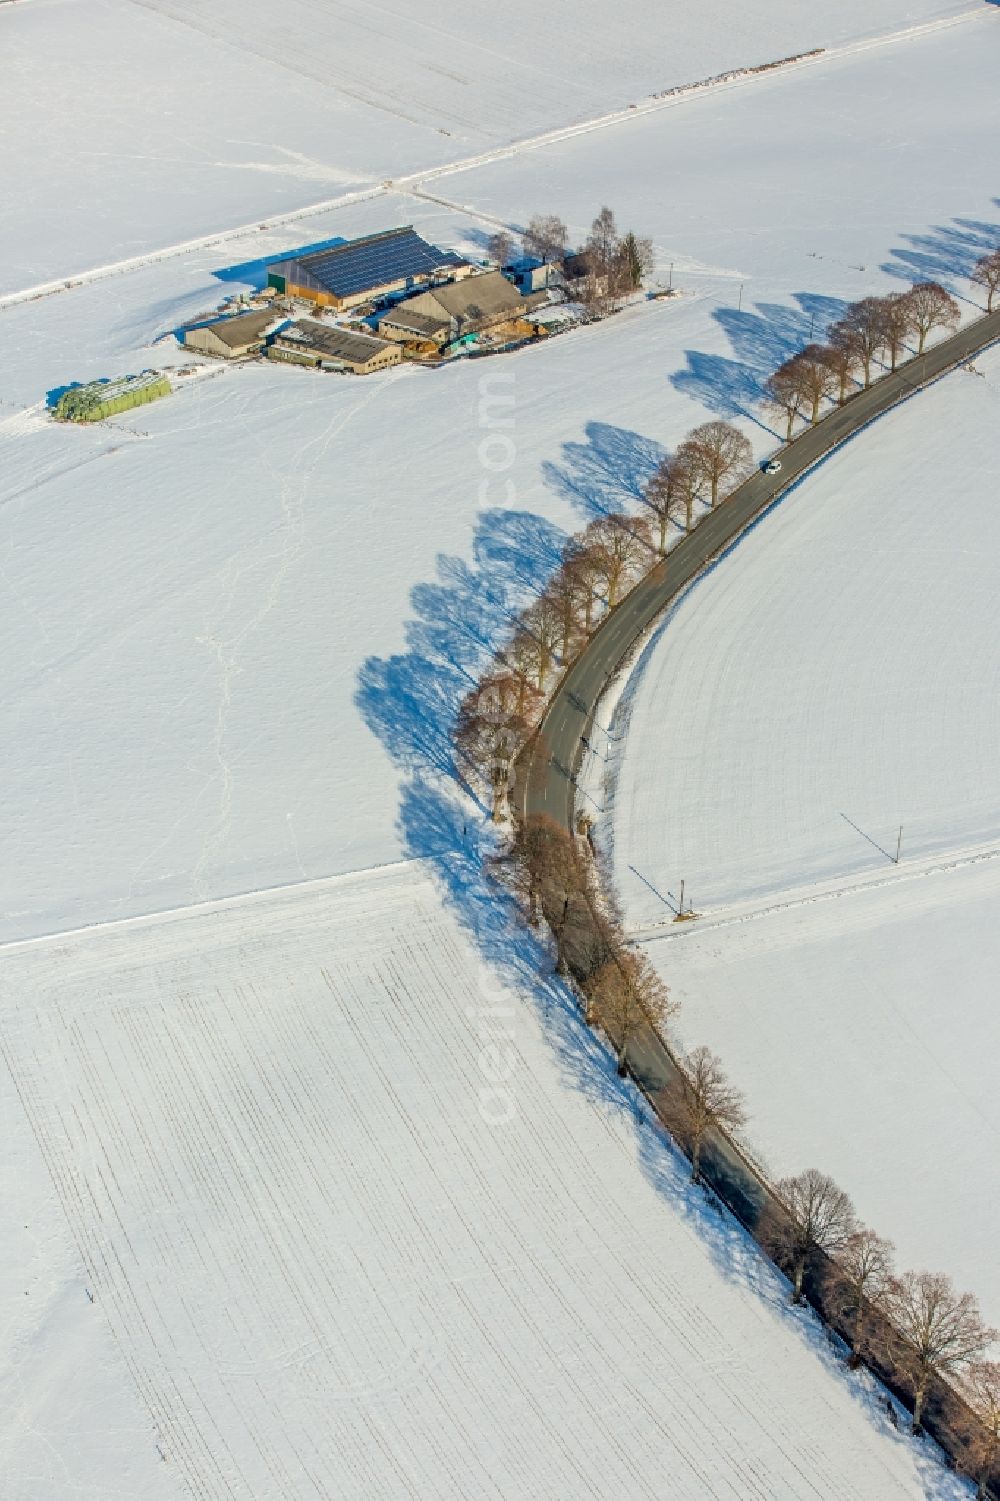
(895, 825, 903, 865)
(737, 283, 744, 313)
(678, 879, 685, 916)
(668, 261, 674, 292)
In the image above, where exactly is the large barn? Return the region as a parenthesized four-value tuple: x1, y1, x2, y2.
(266, 227, 470, 310)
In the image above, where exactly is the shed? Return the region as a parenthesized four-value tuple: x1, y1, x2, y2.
(268, 320, 402, 374)
(182, 308, 276, 359)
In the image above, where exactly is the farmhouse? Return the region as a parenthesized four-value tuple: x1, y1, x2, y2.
(181, 308, 276, 359)
(267, 320, 402, 374)
(394, 270, 527, 338)
(266, 227, 470, 310)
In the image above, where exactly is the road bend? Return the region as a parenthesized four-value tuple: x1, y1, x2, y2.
(521, 306, 1000, 831)
(511, 305, 1000, 1267)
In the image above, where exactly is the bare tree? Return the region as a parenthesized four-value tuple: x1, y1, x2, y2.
(669, 1045, 748, 1183)
(971, 248, 1000, 313)
(790, 344, 840, 423)
(585, 945, 675, 1074)
(815, 341, 858, 405)
(764, 1169, 857, 1303)
(586, 206, 619, 274)
(562, 539, 605, 633)
(877, 291, 917, 372)
(963, 1361, 1000, 1499)
(686, 420, 754, 506)
(499, 629, 543, 717)
(830, 297, 887, 388)
(505, 813, 575, 927)
(764, 359, 808, 442)
(520, 594, 564, 688)
(584, 514, 653, 607)
(486, 228, 515, 269)
(823, 1227, 895, 1368)
(572, 256, 609, 319)
(544, 562, 588, 662)
(886, 1271, 995, 1434)
(501, 814, 599, 978)
(642, 457, 686, 555)
(669, 445, 706, 531)
(904, 281, 960, 353)
(456, 670, 539, 819)
(522, 213, 569, 267)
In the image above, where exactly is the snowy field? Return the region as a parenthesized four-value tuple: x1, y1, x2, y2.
(1, 17, 999, 943)
(0, 0, 978, 290)
(0, 862, 973, 1500)
(2, 3, 1000, 1494)
(605, 344, 1000, 1319)
(639, 856, 1000, 1326)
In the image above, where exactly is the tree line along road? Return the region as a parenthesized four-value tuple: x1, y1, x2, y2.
(521, 306, 1000, 832)
(512, 304, 1000, 1487)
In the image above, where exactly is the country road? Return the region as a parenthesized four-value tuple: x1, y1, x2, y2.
(522, 305, 1000, 830)
(515, 306, 1000, 1487)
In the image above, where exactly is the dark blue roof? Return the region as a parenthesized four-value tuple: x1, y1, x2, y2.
(273, 226, 465, 298)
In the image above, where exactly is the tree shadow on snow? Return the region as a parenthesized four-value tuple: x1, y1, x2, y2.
(355, 496, 969, 1499)
(356, 501, 629, 1108)
(541, 420, 667, 522)
(881, 203, 1000, 302)
(671, 292, 847, 433)
(357, 507, 564, 783)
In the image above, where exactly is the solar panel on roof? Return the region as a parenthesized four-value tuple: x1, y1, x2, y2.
(293, 227, 464, 298)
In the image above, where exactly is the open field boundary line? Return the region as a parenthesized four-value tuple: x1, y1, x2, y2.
(0, 856, 427, 955)
(630, 837, 1000, 945)
(0, 4, 988, 312)
(398, 5, 987, 195)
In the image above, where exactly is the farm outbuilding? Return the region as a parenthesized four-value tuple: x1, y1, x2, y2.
(267, 321, 402, 374)
(375, 307, 451, 347)
(181, 308, 276, 359)
(266, 227, 470, 310)
(397, 271, 527, 338)
(54, 370, 171, 422)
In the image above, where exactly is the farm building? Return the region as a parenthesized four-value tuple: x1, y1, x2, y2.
(54, 370, 170, 422)
(266, 227, 470, 310)
(375, 307, 451, 347)
(506, 259, 559, 295)
(268, 321, 402, 374)
(182, 308, 276, 359)
(395, 271, 527, 338)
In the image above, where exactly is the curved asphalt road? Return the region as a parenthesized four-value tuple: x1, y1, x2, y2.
(522, 307, 1000, 828)
(514, 307, 1000, 1477)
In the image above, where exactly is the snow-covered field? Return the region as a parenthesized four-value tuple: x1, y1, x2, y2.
(605, 342, 1000, 1319)
(2, 16, 999, 943)
(0, 862, 973, 1500)
(0, 0, 977, 290)
(3, 1, 1000, 1494)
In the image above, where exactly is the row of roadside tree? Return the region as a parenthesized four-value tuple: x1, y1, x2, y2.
(456, 239, 1000, 1493)
(491, 810, 1000, 1493)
